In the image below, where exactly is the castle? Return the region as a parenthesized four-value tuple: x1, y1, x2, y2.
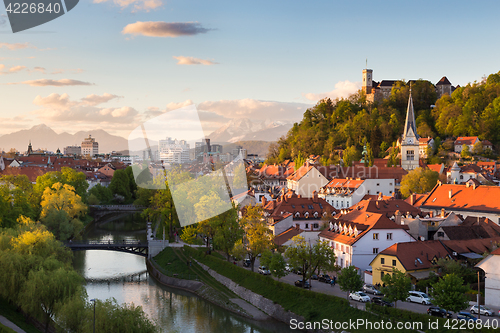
(361, 69, 455, 103)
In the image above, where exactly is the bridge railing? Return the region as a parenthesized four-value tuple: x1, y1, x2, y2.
(89, 205, 146, 210)
(65, 240, 146, 246)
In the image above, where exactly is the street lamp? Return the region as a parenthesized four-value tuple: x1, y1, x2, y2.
(90, 299, 96, 333)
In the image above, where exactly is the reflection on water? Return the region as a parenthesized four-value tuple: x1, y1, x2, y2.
(73, 215, 293, 333)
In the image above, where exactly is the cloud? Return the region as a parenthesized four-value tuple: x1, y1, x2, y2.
(122, 22, 211, 38)
(32, 67, 46, 74)
(0, 42, 35, 50)
(32, 93, 139, 124)
(9, 66, 26, 73)
(165, 100, 194, 111)
(0, 64, 27, 75)
(173, 56, 218, 66)
(302, 80, 361, 102)
(81, 93, 121, 106)
(94, 0, 162, 11)
(197, 99, 310, 122)
(10, 79, 94, 86)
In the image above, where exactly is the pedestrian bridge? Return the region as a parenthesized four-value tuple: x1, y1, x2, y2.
(65, 240, 149, 257)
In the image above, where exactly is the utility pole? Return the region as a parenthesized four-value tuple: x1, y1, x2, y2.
(90, 299, 96, 333)
(477, 270, 481, 320)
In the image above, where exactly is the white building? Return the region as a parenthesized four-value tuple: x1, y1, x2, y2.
(286, 164, 329, 198)
(159, 137, 190, 164)
(318, 178, 395, 210)
(475, 248, 500, 308)
(319, 212, 415, 271)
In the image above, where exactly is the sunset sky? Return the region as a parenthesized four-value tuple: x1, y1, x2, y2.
(0, 0, 499, 138)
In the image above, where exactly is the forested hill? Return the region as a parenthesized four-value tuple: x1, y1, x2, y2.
(266, 71, 500, 165)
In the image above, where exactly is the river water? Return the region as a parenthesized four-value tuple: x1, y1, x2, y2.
(72, 214, 293, 333)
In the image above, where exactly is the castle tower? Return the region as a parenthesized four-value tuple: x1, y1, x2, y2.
(401, 88, 420, 171)
(362, 69, 373, 94)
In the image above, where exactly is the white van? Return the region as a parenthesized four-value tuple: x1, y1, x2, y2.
(406, 291, 431, 305)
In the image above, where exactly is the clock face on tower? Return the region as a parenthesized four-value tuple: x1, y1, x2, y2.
(408, 138, 412, 144)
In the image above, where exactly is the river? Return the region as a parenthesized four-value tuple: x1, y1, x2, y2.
(72, 214, 293, 333)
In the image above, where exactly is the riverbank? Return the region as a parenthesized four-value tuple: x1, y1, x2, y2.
(146, 247, 269, 321)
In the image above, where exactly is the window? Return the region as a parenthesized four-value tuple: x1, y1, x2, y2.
(313, 223, 319, 228)
(392, 260, 396, 266)
(377, 183, 380, 186)
(406, 150, 415, 161)
(387, 233, 393, 240)
(373, 248, 379, 254)
(381, 258, 385, 265)
(341, 245, 344, 252)
(437, 231, 444, 238)
(381, 272, 384, 280)
(373, 233, 379, 240)
(305, 223, 309, 229)
(389, 182, 393, 186)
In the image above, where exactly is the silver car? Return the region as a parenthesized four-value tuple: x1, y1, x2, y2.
(470, 305, 494, 316)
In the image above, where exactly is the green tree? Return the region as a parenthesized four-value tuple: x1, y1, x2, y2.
(285, 235, 337, 287)
(460, 144, 471, 159)
(88, 184, 114, 205)
(211, 207, 243, 261)
(233, 205, 273, 272)
(337, 266, 363, 300)
(429, 273, 469, 313)
(109, 169, 132, 202)
(381, 268, 411, 308)
(472, 141, 484, 155)
(400, 167, 439, 198)
(342, 146, 360, 167)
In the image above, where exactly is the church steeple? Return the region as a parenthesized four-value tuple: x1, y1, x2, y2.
(27, 140, 33, 155)
(403, 87, 419, 142)
(400, 86, 420, 171)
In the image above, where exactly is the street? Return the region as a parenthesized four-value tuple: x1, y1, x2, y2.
(243, 258, 500, 326)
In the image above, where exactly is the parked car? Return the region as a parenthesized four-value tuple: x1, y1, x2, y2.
(470, 305, 494, 316)
(349, 291, 370, 302)
(243, 259, 251, 267)
(371, 296, 393, 307)
(294, 280, 311, 289)
(363, 284, 382, 295)
(292, 267, 303, 275)
(457, 312, 477, 321)
(311, 274, 318, 280)
(406, 291, 431, 305)
(258, 266, 271, 275)
(427, 306, 453, 318)
(285, 264, 291, 272)
(318, 274, 331, 283)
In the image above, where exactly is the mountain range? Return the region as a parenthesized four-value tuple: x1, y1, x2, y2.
(0, 119, 286, 154)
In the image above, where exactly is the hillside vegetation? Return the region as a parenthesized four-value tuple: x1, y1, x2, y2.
(267, 71, 500, 165)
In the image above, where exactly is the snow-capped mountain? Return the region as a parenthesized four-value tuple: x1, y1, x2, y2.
(208, 118, 292, 143)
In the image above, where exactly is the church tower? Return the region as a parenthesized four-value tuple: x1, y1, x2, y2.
(401, 88, 420, 171)
(362, 69, 373, 94)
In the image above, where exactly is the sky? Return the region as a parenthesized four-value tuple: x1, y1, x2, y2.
(0, 0, 499, 141)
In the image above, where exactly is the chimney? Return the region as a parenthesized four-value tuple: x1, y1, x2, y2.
(429, 211, 434, 218)
(441, 208, 445, 218)
(377, 192, 383, 201)
(395, 210, 402, 225)
(473, 182, 477, 190)
(261, 196, 267, 207)
(312, 190, 317, 203)
(410, 193, 416, 205)
(448, 189, 452, 199)
(466, 182, 470, 188)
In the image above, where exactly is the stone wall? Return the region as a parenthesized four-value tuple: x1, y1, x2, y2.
(195, 260, 306, 325)
(146, 259, 203, 292)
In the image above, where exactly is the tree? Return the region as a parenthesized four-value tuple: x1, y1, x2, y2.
(261, 250, 287, 280)
(400, 167, 439, 198)
(88, 184, 113, 205)
(19, 265, 84, 332)
(234, 205, 273, 272)
(429, 273, 469, 313)
(40, 183, 87, 240)
(109, 169, 132, 202)
(461, 144, 471, 159)
(342, 146, 360, 167)
(285, 235, 337, 287)
(472, 141, 484, 155)
(211, 208, 243, 261)
(337, 266, 363, 300)
(35, 167, 88, 203)
(380, 268, 411, 308)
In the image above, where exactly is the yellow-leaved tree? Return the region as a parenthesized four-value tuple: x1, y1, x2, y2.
(40, 183, 87, 240)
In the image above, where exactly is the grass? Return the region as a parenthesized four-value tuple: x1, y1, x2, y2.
(0, 324, 16, 333)
(184, 245, 420, 333)
(153, 247, 199, 280)
(0, 297, 41, 333)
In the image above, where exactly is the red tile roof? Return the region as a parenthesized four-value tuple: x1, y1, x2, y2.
(420, 183, 500, 214)
(287, 165, 313, 182)
(274, 226, 303, 246)
(376, 240, 450, 271)
(454, 136, 479, 146)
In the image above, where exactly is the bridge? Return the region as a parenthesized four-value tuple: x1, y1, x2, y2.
(65, 240, 149, 257)
(89, 205, 146, 220)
